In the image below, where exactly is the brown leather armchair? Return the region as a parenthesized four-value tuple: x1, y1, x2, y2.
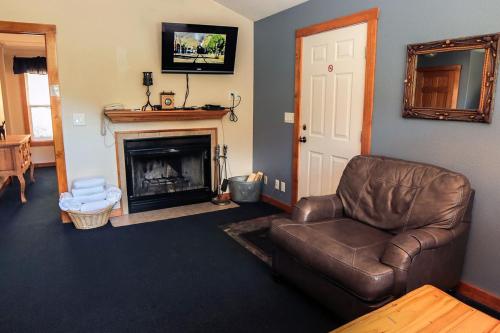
(270, 155, 474, 320)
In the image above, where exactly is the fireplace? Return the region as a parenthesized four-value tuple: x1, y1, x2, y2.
(124, 135, 212, 213)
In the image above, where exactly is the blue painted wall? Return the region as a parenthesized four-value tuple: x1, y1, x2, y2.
(254, 0, 500, 294)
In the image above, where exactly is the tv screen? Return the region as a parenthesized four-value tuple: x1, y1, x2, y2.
(162, 23, 238, 74)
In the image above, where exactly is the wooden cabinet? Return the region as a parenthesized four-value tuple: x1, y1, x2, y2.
(0, 135, 35, 203)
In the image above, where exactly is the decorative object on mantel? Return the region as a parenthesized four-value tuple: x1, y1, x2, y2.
(212, 144, 231, 206)
(0, 121, 5, 140)
(104, 108, 230, 123)
(402, 33, 500, 123)
(160, 91, 175, 110)
(141, 71, 154, 111)
(59, 176, 122, 230)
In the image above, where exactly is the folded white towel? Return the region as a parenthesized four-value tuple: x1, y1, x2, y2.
(106, 186, 122, 203)
(80, 200, 114, 212)
(70, 192, 107, 204)
(73, 177, 106, 189)
(71, 186, 105, 197)
(59, 185, 122, 212)
(59, 193, 82, 212)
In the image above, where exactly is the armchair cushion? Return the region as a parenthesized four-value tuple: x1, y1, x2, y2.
(337, 156, 472, 232)
(270, 217, 394, 302)
(292, 194, 344, 223)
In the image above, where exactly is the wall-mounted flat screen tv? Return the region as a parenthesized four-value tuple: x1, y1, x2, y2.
(162, 23, 238, 74)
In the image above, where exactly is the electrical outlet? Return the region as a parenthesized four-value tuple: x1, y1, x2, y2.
(228, 90, 240, 100)
(264, 175, 268, 185)
(274, 179, 280, 190)
(280, 181, 286, 192)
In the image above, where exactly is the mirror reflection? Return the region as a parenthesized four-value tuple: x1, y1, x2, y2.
(414, 49, 485, 110)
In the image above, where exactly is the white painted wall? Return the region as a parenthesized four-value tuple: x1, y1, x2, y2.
(1, 0, 254, 187)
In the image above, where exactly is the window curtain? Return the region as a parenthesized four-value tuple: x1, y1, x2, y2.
(13, 56, 47, 75)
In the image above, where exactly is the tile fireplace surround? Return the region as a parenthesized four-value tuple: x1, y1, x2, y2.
(115, 128, 217, 215)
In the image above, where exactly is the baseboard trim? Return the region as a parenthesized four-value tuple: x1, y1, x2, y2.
(61, 211, 71, 223)
(35, 162, 56, 168)
(261, 194, 293, 213)
(457, 282, 500, 312)
(109, 208, 123, 218)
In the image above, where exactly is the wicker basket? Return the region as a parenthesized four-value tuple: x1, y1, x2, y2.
(67, 204, 114, 230)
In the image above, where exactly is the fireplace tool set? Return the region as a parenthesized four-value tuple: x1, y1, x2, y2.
(212, 144, 231, 205)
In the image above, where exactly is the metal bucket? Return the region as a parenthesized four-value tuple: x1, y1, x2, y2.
(228, 175, 263, 203)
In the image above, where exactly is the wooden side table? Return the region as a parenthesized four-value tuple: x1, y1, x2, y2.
(332, 285, 499, 333)
(0, 135, 35, 203)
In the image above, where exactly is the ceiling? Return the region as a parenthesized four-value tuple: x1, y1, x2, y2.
(0, 33, 45, 51)
(214, 0, 309, 21)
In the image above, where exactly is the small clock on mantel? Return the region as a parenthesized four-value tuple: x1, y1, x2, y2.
(160, 91, 175, 110)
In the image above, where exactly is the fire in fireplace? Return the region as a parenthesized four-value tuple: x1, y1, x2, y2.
(124, 135, 212, 213)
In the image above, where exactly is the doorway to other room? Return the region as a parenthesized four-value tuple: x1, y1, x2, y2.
(0, 22, 67, 217)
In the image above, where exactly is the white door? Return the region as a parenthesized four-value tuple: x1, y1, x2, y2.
(298, 23, 367, 199)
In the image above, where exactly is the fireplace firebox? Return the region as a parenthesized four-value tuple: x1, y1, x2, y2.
(124, 135, 212, 213)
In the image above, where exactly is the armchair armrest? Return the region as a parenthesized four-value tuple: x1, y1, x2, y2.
(381, 223, 469, 296)
(292, 194, 344, 223)
(381, 227, 456, 271)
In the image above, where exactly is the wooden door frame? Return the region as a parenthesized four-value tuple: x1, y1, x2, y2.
(0, 21, 68, 221)
(291, 8, 379, 205)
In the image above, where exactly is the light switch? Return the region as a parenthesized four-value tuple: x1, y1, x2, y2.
(73, 113, 86, 126)
(274, 179, 280, 190)
(284, 112, 295, 123)
(280, 181, 286, 192)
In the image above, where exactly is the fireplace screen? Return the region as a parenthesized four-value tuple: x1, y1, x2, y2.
(124, 135, 212, 213)
(132, 152, 206, 197)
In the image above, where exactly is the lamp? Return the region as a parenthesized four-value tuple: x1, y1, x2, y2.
(141, 72, 154, 111)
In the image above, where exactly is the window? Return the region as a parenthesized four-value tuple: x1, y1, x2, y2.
(26, 73, 52, 141)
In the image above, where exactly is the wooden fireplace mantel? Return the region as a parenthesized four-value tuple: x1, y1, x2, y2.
(104, 109, 230, 123)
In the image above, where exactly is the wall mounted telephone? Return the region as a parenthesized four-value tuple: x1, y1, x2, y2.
(101, 103, 123, 137)
(103, 103, 124, 111)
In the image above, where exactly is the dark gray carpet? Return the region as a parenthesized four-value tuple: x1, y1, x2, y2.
(0, 168, 339, 332)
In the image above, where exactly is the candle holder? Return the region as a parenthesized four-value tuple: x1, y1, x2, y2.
(141, 72, 154, 111)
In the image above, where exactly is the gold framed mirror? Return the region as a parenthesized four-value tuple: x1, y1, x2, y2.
(402, 33, 500, 123)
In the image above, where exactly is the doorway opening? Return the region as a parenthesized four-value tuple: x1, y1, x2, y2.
(291, 8, 379, 204)
(0, 22, 68, 220)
